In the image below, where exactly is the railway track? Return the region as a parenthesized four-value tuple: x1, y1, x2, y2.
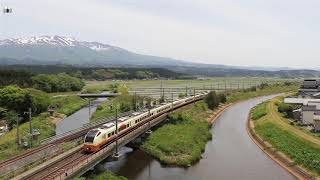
(0, 144, 55, 169)
(26, 149, 89, 180)
(0, 112, 133, 177)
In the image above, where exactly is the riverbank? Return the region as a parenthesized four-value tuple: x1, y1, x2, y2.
(249, 97, 320, 179)
(141, 101, 213, 167)
(141, 83, 299, 167)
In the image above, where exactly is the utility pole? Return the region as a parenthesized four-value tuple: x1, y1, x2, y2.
(24, 108, 32, 148)
(185, 86, 188, 97)
(115, 106, 119, 158)
(171, 93, 174, 109)
(16, 116, 20, 145)
(88, 99, 91, 119)
(193, 88, 196, 105)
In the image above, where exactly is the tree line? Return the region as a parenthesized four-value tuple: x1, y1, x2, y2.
(0, 65, 189, 81)
(0, 86, 51, 129)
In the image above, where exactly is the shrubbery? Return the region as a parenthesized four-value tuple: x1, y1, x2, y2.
(204, 91, 226, 110)
(31, 73, 84, 93)
(277, 101, 297, 118)
(0, 86, 50, 129)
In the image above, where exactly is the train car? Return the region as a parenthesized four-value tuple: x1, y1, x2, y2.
(83, 92, 208, 153)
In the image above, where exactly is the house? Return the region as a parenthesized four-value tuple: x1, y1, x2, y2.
(292, 109, 301, 121)
(301, 105, 318, 125)
(313, 112, 320, 132)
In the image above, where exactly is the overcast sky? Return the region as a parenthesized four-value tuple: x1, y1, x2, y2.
(1, 0, 320, 68)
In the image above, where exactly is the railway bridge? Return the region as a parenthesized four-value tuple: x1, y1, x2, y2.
(14, 96, 204, 180)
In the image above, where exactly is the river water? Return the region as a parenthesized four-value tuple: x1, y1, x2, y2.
(55, 97, 107, 136)
(101, 95, 296, 180)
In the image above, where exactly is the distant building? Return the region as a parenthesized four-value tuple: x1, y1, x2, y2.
(301, 105, 319, 125)
(313, 112, 320, 132)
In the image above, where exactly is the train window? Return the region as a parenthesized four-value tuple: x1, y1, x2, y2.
(96, 132, 101, 137)
(127, 124, 129, 128)
(112, 131, 114, 135)
(108, 133, 111, 137)
(84, 130, 99, 143)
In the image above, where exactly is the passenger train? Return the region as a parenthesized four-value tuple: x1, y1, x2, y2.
(83, 93, 207, 153)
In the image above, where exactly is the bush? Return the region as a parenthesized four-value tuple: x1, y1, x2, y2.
(205, 91, 226, 110)
(32, 73, 84, 93)
(205, 91, 219, 110)
(277, 101, 297, 118)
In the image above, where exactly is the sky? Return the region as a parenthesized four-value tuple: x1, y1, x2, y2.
(1, 0, 320, 68)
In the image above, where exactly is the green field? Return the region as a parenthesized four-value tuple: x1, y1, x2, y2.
(85, 78, 292, 89)
(254, 98, 320, 176)
(142, 101, 213, 167)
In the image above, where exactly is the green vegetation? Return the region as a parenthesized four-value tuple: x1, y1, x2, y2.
(90, 85, 147, 122)
(204, 91, 226, 110)
(0, 113, 55, 160)
(142, 101, 212, 166)
(1, 65, 186, 81)
(75, 171, 127, 180)
(251, 102, 267, 120)
(51, 95, 88, 116)
(253, 98, 320, 176)
(277, 99, 299, 118)
(256, 122, 320, 174)
(32, 73, 84, 93)
(0, 92, 87, 161)
(226, 82, 299, 103)
(0, 86, 51, 129)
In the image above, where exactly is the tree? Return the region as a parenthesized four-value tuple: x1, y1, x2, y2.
(218, 93, 227, 104)
(4, 111, 19, 130)
(205, 91, 219, 110)
(0, 86, 30, 115)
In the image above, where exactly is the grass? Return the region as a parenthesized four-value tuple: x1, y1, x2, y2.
(84, 78, 291, 90)
(226, 84, 298, 103)
(90, 98, 117, 122)
(141, 101, 213, 167)
(254, 98, 320, 176)
(0, 95, 88, 161)
(0, 113, 55, 161)
(252, 102, 267, 120)
(75, 171, 128, 180)
(51, 95, 88, 116)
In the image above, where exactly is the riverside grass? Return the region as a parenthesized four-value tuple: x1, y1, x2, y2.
(251, 102, 268, 120)
(254, 98, 320, 176)
(142, 101, 212, 167)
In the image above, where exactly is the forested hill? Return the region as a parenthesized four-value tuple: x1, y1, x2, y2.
(0, 65, 190, 87)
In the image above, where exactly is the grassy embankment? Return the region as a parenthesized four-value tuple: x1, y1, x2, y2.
(226, 83, 298, 103)
(253, 97, 320, 176)
(0, 95, 87, 161)
(75, 171, 127, 180)
(142, 101, 212, 166)
(141, 83, 299, 167)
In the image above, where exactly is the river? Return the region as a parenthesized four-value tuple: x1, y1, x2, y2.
(55, 97, 107, 136)
(100, 95, 296, 180)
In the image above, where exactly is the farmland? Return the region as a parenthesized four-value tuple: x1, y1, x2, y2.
(253, 97, 320, 176)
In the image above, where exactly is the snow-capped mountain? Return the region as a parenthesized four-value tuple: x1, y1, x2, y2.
(0, 35, 189, 66)
(0, 35, 115, 51)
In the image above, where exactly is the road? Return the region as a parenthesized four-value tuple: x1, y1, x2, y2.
(109, 95, 296, 180)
